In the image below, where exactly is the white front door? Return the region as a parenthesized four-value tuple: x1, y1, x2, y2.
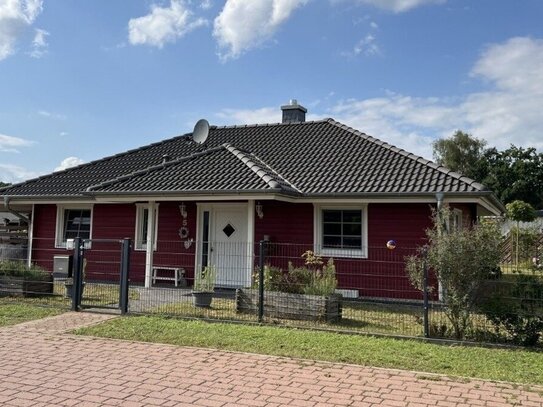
(197, 203, 252, 288)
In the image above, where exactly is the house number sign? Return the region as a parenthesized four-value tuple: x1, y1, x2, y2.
(179, 203, 189, 239)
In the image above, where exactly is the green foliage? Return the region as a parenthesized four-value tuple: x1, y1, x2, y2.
(193, 265, 216, 292)
(481, 146, 543, 208)
(303, 258, 338, 296)
(481, 275, 543, 346)
(506, 200, 538, 271)
(0, 260, 50, 281)
(432, 131, 486, 179)
(0, 181, 10, 189)
(506, 200, 537, 223)
(406, 208, 503, 339)
(253, 251, 338, 296)
(432, 133, 543, 208)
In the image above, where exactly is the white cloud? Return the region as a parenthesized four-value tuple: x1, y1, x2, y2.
(0, 133, 33, 153)
(213, 0, 309, 61)
(0, 163, 40, 183)
(28, 27, 48, 58)
(342, 33, 381, 57)
(55, 156, 85, 172)
(332, 37, 543, 158)
(128, 0, 207, 48)
(212, 37, 543, 160)
(344, 0, 445, 13)
(200, 0, 213, 10)
(38, 110, 66, 120)
(0, 0, 43, 61)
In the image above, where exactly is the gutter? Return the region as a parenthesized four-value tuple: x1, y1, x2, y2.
(3, 196, 30, 224)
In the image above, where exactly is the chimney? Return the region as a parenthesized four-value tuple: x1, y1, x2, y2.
(281, 99, 307, 123)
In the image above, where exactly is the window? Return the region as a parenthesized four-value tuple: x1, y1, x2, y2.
(314, 204, 368, 258)
(55, 206, 92, 248)
(448, 208, 463, 232)
(135, 204, 158, 251)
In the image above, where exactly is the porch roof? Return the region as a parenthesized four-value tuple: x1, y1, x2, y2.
(87, 144, 300, 196)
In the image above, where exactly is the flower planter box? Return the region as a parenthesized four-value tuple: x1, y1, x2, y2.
(236, 288, 342, 323)
(0, 274, 54, 297)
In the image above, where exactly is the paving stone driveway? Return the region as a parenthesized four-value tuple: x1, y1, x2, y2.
(0, 312, 542, 407)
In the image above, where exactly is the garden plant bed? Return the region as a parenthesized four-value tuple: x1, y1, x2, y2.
(0, 274, 54, 297)
(236, 288, 342, 322)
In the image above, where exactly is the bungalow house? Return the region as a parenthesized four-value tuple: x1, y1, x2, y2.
(0, 101, 504, 298)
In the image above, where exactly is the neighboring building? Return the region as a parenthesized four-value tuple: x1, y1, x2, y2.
(0, 101, 504, 298)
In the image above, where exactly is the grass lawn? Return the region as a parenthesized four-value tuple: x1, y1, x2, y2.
(0, 302, 64, 327)
(76, 315, 543, 386)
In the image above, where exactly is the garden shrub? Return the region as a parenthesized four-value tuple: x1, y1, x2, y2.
(481, 274, 543, 346)
(0, 260, 50, 281)
(406, 208, 502, 340)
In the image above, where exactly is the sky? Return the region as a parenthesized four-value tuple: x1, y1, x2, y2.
(1, 0, 543, 184)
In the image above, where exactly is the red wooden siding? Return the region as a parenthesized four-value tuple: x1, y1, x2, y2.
(254, 201, 313, 244)
(31, 200, 454, 299)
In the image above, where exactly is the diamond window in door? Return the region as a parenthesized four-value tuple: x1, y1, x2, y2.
(222, 223, 236, 238)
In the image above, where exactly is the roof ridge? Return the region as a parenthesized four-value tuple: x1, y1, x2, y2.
(210, 118, 330, 131)
(222, 143, 282, 191)
(86, 146, 224, 192)
(244, 151, 303, 194)
(326, 118, 488, 192)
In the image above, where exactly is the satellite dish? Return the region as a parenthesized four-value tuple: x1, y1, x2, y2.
(192, 119, 209, 144)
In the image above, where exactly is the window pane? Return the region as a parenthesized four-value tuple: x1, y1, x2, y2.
(343, 223, 361, 236)
(64, 209, 91, 240)
(141, 208, 149, 242)
(323, 223, 341, 235)
(323, 210, 341, 222)
(321, 208, 363, 250)
(342, 210, 361, 223)
(343, 237, 362, 249)
(323, 235, 342, 248)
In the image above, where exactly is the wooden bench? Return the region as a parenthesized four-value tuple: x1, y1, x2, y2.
(152, 266, 186, 287)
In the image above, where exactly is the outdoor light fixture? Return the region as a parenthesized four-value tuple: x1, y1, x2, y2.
(179, 203, 187, 219)
(256, 202, 264, 219)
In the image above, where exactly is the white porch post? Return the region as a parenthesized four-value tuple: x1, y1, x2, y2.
(144, 201, 157, 288)
(27, 204, 35, 267)
(247, 200, 255, 282)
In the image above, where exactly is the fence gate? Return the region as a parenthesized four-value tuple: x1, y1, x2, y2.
(70, 237, 130, 313)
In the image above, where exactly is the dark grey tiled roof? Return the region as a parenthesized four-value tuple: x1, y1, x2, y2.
(88, 144, 300, 195)
(1, 119, 488, 198)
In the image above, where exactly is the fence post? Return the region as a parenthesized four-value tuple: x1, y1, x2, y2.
(258, 240, 266, 323)
(422, 247, 430, 338)
(71, 237, 83, 312)
(119, 238, 131, 315)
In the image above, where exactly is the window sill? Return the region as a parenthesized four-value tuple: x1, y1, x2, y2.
(316, 248, 368, 259)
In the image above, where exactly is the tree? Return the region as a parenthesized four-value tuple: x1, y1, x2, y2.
(506, 200, 537, 272)
(0, 181, 10, 188)
(481, 146, 543, 209)
(432, 131, 486, 180)
(406, 208, 502, 340)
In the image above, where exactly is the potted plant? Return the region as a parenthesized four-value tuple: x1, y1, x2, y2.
(192, 265, 216, 308)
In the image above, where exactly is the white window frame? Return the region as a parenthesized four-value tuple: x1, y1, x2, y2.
(134, 203, 159, 251)
(314, 203, 368, 258)
(447, 208, 463, 232)
(55, 204, 93, 249)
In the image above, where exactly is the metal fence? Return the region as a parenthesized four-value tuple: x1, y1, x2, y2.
(1, 237, 542, 346)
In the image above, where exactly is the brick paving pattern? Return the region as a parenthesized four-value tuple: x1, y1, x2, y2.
(0, 312, 542, 406)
